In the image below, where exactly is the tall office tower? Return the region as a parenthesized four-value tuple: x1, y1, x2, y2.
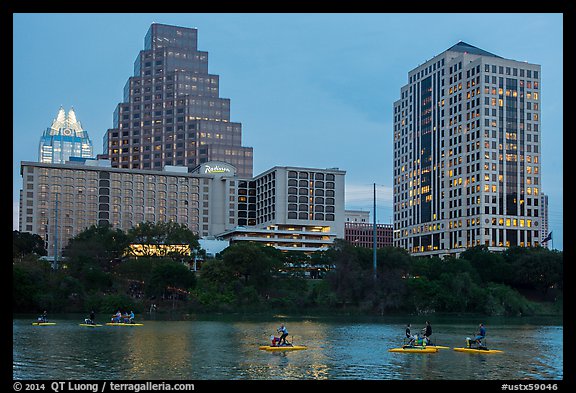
(39, 106, 94, 164)
(393, 42, 542, 257)
(102, 23, 253, 177)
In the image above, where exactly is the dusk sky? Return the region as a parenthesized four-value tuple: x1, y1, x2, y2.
(12, 13, 564, 250)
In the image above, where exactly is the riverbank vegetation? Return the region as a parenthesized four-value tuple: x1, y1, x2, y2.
(13, 225, 563, 318)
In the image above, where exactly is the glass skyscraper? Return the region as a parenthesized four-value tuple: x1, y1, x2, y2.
(101, 23, 253, 177)
(393, 42, 543, 257)
(38, 106, 93, 164)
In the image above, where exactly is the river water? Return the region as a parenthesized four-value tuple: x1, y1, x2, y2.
(12, 314, 563, 381)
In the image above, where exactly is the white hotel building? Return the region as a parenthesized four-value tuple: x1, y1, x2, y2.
(393, 42, 544, 257)
(19, 159, 345, 260)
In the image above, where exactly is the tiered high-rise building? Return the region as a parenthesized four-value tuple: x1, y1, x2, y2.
(393, 42, 543, 257)
(101, 23, 253, 177)
(39, 106, 93, 164)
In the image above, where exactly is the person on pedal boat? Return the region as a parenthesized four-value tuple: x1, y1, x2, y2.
(270, 335, 281, 347)
(405, 323, 416, 346)
(422, 321, 432, 345)
(38, 310, 48, 323)
(112, 310, 122, 323)
(277, 323, 289, 346)
(85, 310, 96, 325)
(468, 323, 486, 347)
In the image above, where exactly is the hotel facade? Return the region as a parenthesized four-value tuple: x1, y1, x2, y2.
(393, 42, 543, 257)
(19, 160, 345, 260)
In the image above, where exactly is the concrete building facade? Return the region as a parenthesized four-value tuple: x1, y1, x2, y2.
(217, 166, 346, 252)
(19, 160, 345, 259)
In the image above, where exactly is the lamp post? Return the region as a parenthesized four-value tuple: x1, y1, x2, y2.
(373, 183, 377, 281)
(53, 193, 59, 269)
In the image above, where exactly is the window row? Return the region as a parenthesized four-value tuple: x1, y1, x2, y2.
(287, 212, 335, 221)
(287, 171, 336, 181)
(288, 205, 335, 214)
(288, 188, 336, 196)
(287, 179, 336, 188)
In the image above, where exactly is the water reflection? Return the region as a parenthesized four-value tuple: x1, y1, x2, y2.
(13, 317, 562, 380)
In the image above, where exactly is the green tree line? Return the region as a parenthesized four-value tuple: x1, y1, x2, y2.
(13, 226, 562, 317)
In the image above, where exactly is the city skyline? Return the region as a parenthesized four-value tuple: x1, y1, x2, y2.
(12, 13, 563, 250)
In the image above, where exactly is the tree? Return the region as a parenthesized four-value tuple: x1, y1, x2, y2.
(63, 223, 130, 272)
(193, 258, 237, 310)
(325, 239, 374, 306)
(220, 242, 283, 295)
(116, 258, 157, 283)
(403, 255, 483, 313)
(61, 224, 130, 299)
(405, 276, 441, 313)
(374, 246, 412, 312)
(13, 231, 47, 259)
(13, 256, 52, 312)
(505, 246, 563, 296)
(461, 245, 510, 284)
(145, 258, 197, 299)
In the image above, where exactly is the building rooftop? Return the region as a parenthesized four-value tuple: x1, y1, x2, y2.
(446, 41, 502, 58)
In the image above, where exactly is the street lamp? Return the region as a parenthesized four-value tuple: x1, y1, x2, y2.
(373, 183, 377, 281)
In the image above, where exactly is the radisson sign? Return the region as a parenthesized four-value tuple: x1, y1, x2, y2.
(204, 165, 231, 174)
(199, 162, 236, 176)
